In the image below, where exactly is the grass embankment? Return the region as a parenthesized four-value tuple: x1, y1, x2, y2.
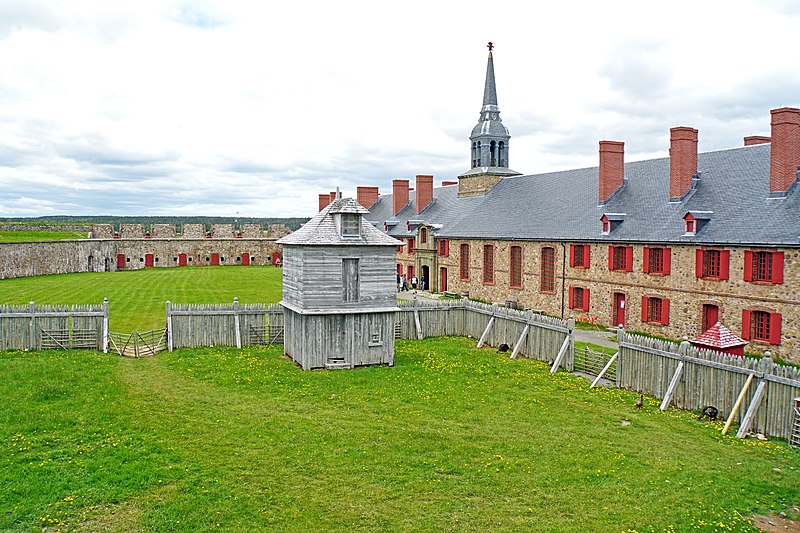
(0, 266, 283, 331)
(1, 338, 798, 531)
(0, 231, 87, 242)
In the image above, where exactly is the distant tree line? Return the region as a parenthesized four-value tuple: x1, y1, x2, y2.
(0, 216, 310, 231)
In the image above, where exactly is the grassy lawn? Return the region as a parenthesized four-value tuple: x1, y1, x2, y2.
(0, 266, 283, 332)
(0, 231, 88, 242)
(0, 338, 797, 531)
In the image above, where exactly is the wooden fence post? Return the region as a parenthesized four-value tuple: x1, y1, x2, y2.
(736, 356, 773, 438)
(166, 300, 173, 352)
(102, 297, 109, 353)
(567, 316, 575, 371)
(413, 296, 423, 340)
(660, 341, 688, 410)
(28, 301, 36, 351)
(233, 297, 242, 349)
(477, 304, 497, 348)
(723, 372, 755, 435)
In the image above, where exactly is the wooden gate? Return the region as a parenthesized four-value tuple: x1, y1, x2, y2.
(109, 329, 167, 358)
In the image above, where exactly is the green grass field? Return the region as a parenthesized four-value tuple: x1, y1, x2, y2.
(0, 269, 798, 531)
(0, 266, 283, 331)
(0, 231, 88, 242)
(1, 338, 798, 531)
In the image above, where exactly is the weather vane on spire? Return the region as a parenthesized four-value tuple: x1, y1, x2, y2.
(487, 41, 494, 52)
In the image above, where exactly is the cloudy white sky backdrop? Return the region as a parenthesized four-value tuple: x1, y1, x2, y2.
(1, 0, 799, 218)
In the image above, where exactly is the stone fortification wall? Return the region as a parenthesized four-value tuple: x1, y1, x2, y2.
(0, 239, 282, 280)
(151, 224, 176, 238)
(89, 223, 286, 239)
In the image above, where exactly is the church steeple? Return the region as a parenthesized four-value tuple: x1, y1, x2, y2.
(458, 42, 521, 197)
(470, 42, 510, 169)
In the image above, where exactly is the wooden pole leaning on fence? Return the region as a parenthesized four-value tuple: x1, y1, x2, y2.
(477, 303, 497, 348)
(549, 317, 574, 373)
(735, 356, 773, 438)
(660, 341, 689, 410)
(590, 352, 619, 388)
(413, 297, 424, 340)
(233, 297, 242, 349)
(722, 372, 755, 435)
(510, 323, 529, 359)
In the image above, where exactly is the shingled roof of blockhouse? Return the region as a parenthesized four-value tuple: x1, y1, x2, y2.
(365, 143, 800, 247)
(278, 197, 402, 246)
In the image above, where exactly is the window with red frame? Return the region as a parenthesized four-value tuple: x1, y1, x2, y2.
(438, 239, 449, 257)
(696, 249, 729, 279)
(742, 309, 782, 344)
(407, 265, 414, 279)
(483, 244, 495, 284)
(608, 245, 632, 272)
(641, 296, 670, 325)
(509, 245, 523, 288)
(420, 228, 427, 244)
(407, 238, 415, 254)
(569, 286, 589, 311)
(540, 247, 555, 292)
(459, 244, 470, 280)
(643, 247, 671, 275)
(569, 244, 590, 268)
(744, 250, 783, 284)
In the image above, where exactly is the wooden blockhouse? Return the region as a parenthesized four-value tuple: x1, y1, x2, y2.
(277, 198, 402, 370)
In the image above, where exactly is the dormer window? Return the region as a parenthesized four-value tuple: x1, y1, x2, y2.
(600, 213, 625, 235)
(341, 213, 360, 237)
(683, 211, 712, 236)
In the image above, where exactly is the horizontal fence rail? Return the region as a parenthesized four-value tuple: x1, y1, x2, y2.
(0, 299, 108, 352)
(617, 331, 800, 441)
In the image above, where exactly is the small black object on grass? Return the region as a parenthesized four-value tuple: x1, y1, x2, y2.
(699, 405, 718, 421)
(497, 343, 510, 353)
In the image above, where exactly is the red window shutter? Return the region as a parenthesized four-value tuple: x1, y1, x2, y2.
(743, 250, 753, 281)
(769, 313, 782, 345)
(446, 240, 450, 256)
(661, 299, 670, 326)
(583, 288, 590, 312)
(608, 246, 614, 270)
(568, 287, 575, 309)
(641, 297, 649, 323)
(625, 246, 633, 272)
(642, 247, 650, 273)
(741, 309, 751, 340)
(569, 244, 576, 267)
(773, 251, 784, 284)
(585, 245, 591, 266)
(719, 250, 730, 280)
(663, 248, 671, 275)
(695, 249, 703, 277)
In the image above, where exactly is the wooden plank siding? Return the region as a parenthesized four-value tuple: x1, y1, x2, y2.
(0, 300, 107, 351)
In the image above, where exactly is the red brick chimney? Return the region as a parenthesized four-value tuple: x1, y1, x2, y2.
(356, 186, 379, 209)
(598, 141, 624, 204)
(392, 179, 409, 216)
(669, 126, 698, 200)
(416, 175, 434, 213)
(329, 191, 337, 204)
(442, 180, 458, 186)
(770, 107, 800, 194)
(744, 135, 771, 146)
(318, 193, 331, 212)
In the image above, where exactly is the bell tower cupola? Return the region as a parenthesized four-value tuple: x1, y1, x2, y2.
(458, 42, 521, 197)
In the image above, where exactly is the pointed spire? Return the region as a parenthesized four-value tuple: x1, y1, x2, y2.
(483, 42, 498, 109)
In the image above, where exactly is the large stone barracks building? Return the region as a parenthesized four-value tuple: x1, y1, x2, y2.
(322, 47, 800, 363)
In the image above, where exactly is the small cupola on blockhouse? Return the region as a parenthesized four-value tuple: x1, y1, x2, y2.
(278, 197, 403, 370)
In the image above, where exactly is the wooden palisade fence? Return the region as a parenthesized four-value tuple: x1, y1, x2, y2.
(616, 330, 800, 441)
(166, 298, 284, 350)
(0, 299, 108, 352)
(396, 298, 574, 371)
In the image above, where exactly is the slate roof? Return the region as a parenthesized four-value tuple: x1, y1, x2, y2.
(279, 198, 401, 246)
(365, 143, 800, 247)
(690, 322, 748, 349)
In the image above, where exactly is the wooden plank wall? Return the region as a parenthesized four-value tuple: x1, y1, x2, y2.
(617, 331, 800, 440)
(0, 302, 106, 351)
(168, 299, 271, 349)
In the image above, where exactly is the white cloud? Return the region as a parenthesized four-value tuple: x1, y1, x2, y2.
(0, 0, 799, 217)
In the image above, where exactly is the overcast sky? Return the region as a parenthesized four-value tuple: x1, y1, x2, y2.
(1, 0, 799, 218)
